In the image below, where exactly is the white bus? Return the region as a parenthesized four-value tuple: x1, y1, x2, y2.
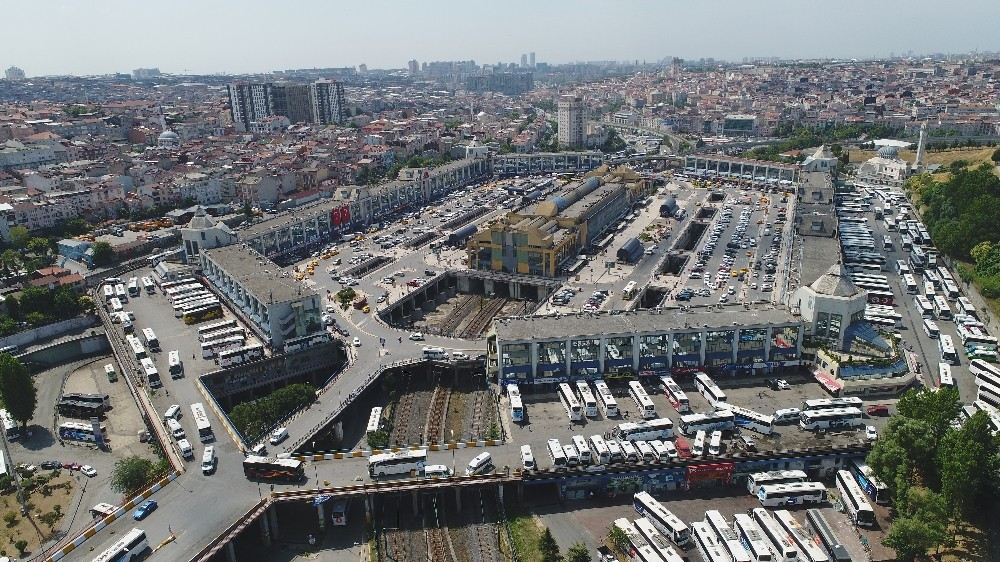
(612, 418, 675, 442)
(629, 381, 657, 419)
(588, 435, 611, 465)
(58, 421, 105, 443)
(757, 481, 827, 507)
(102, 284, 114, 301)
(923, 318, 940, 339)
(594, 380, 619, 417)
(191, 402, 214, 442)
(938, 362, 954, 389)
(507, 384, 524, 423)
(902, 273, 918, 294)
(547, 438, 566, 469)
(692, 430, 706, 457)
(633, 491, 690, 547)
(882, 235, 893, 252)
(939, 334, 959, 365)
(197, 319, 237, 338)
(732, 514, 774, 562)
(0, 409, 19, 441)
(923, 281, 935, 298)
(575, 381, 598, 418)
(201, 335, 246, 359)
(836, 469, 875, 527)
(850, 459, 889, 505)
(635, 517, 685, 562)
(114, 283, 128, 302)
(199, 326, 245, 344)
(91, 528, 150, 562)
(750, 509, 798, 562)
(708, 430, 722, 456)
(717, 403, 774, 435)
(109, 297, 123, 314)
(623, 281, 638, 300)
(660, 376, 690, 413)
(366, 407, 383, 435)
(571, 435, 592, 464)
(895, 260, 911, 275)
(141, 276, 155, 295)
(799, 408, 864, 431)
(694, 373, 727, 407)
(802, 397, 863, 411)
(971, 358, 1000, 388)
(126, 334, 146, 360)
(746, 470, 809, 494)
(943, 280, 960, 300)
(160, 277, 197, 292)
(127, 277, 140, 297)
(558, 383, 583, 422)
(772, 510, 829, 562)
(914, 295, 934, 317)
(612, 518, 661, 562)
(679, 410, 736, 435)
(217, 344, 264, 368)
(691, 521, 733, 562)
(167, 350, 183, 378)
(956, 296, 977, 318)
(706, 511, 751, 562)
(933, 295, 952, 320)
(368, 449, 427, 478)
(140, 357, 159, 387)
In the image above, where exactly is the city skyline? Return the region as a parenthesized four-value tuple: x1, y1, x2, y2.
(3, 0, 1000, 77)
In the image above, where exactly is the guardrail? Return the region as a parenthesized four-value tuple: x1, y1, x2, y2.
(188, 498, 270, 562)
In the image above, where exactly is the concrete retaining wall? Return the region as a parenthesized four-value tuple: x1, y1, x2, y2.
(0, 315, 98, 349)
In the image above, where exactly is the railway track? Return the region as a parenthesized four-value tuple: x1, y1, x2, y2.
(426, 494, 454, 562)
(469, 488, 500, 562)
(388, 376, 416, 446)
(425, 383, 452, 444)
(438, 294, 477, 335)
(459, 297, 508, 339)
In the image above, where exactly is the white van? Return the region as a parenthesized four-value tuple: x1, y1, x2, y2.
(423, 464, 452, 478)
(635, 440, 656, 463)
(708, 430, 722, 456)
(164, 404, 181, 421)
(606, 439, 624, 463)
(465, 452, 493, 476)
(619, 440, 639, 463)
(773, 407, 801, 424)
(520, 445, 535, 471)
(167, 418, 185, 439)
(692, 430, 706, 457)
(649, 440, 670, 462)
(571, 435, 592, 465)
(201, 445, 216, 474)
(178, 438, 193, 459)
(269, 427, 289, 445)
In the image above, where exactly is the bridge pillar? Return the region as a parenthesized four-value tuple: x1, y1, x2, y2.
(364, 494, 373, 524)
(412, 490, 419, 514)
(455, 487, 462, 511)
(260, 507, 272, 547)
(517, 482, 524, 502)
(226, 541, 237, 562)
(268, 505, 280, 540)
(498, 483, 504, 503)
(317, 501, 326, 531)
(333, 420, 344, 443)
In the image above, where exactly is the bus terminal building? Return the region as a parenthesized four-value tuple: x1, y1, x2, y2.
(487, 306, 803, 385)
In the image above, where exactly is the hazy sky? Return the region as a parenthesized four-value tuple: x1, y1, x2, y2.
(5, 0, 1000, 76)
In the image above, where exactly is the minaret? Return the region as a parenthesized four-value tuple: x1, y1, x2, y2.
(914, 121, 927, 172)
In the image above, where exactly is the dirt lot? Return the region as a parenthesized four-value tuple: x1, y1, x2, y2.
(61, 358, 148, 458)
(0, 470, 76, 559)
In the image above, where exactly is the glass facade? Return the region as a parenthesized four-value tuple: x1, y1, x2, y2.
(605, 335, 634, 375)
(638, 334, 670, 371)
(705, 330, 736, 367)
(536, 340, 567, 378)
(501, 343, 532, 381)
(737, 328, 768, 364)
(570, 338, 601, 377)
(672, 332, 702, 367)
(770, 325, 800, 361)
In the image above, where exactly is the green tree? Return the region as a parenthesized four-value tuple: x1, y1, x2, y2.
(8, 226, 29, 250)
(62, 218, 91, 236)
(109, 456, 157, 495)
(14, 538, 27, 556)
(19, 286, 52, 317)
(566, 543, 592, 562)
(992, 147, 1000, 163)
(538, 528, 561, 562)
(607, 524, 629, 557)
(882, 516, 946, 561)
(26, 237, 50, 256)
(91, 241, 114, 267)
(971, 241, 993, 266)
(938, 411, 1000, 517)
(78, 295, 96, 314)
(0, 354, 36, 428)
(0, 249, 20, 273)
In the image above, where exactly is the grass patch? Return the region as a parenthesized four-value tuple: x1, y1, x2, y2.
(954, 260, 1000, 320)
(508, 508, 544, 562)
(848, 146, 998, 174)
(938, 521, 990, 562)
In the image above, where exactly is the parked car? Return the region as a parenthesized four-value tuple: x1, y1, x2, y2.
(80, 465, 97, 477)
(865, 426, 879, 441)
(40, 460, 61, 470)
(352, 337, 361, 347)
(866, 404, 890, 417)
(132, 500, 158, 521)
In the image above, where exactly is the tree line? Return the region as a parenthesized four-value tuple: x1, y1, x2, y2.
(228, 383, 317, 442)
(867, 388, 1000, 559)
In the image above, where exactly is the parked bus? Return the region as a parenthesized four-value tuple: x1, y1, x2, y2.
(197, 319, 238, 339)
(58, 421, 105, 443)
(635, 517, 685, 562)
(694, 373, 727, 407)
(623, 281, 638, 300)
(125, 334, 145, 359)
(612, 518, 662, 562)
(575, 381, 598, 418)
(895, 260, 911, 275)
(191, 402, 214, 443)
(109, 297, 123, 314)
(612, 418, 675, 442)
(558, 383, 583, 422)
(923, 318, 940, 339)
(201, 335, 246, 359)
(750, 509, 798, 562)
(633, 492, 690, 547)
(746, 470, 809, 494)
(850, 459, 889, 505)
(366, 407, 383, 435)
(705, 510, 751, 562)
(679, 410, 736, 435)
(57, 399, 106, 420)
(692, 430, 706, 457)
(0, 409, 19, 441)
(629, 380, 657, 419)
(127, 277, 140, 297)
(140, 357, 161, 388)
(159, 277, 197, 292)
(243, 456, 305, 481)
(690, 521, 733, 562)
(330, 499, 348, 526)
(971, 358, 1000, 388)
(168, 350, 183, 378)
(881, 235, 893, 252)
(61, 392, 111, 409)
(199, 327, 245, 345)
(773, 509, 829, 562)
(588, 435, 611, 465)
(717, 403, 774, 435)
(102, 284, 115, 301)
(939, 334, 959, 365)
(91, 528, 150, 562)
(594, 380, 619, 417)
(141, 276, 155, 295)
(956, 296, 978, 318)
(546, 438, 567, 469)
(799, 408, 864, 431)
(914, 295, 934, 318)
(217, 344, 264, 368)
(367, 449, 427, 478)
(933, 295, 952, 320)
(943, 280, 960, 300)
(805, 509, 852, 562)
(659, 376, 690, 413)
(114, 283, 128, 302)
(802, 397, 863, 411)
(836, 469, 875, 527)
(733, 513, 773, 562)
(183, 303, 223, 324)
(938, 362, 955, 389)
(903, 273, 918, 294)
(757, 481, 826, 507)
(571, 435, 592, 464)
(507, 384, 524, 423)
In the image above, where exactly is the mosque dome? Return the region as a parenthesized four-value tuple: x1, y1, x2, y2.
(876, 145, 898, 159)
(158, 129, 180, 147)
